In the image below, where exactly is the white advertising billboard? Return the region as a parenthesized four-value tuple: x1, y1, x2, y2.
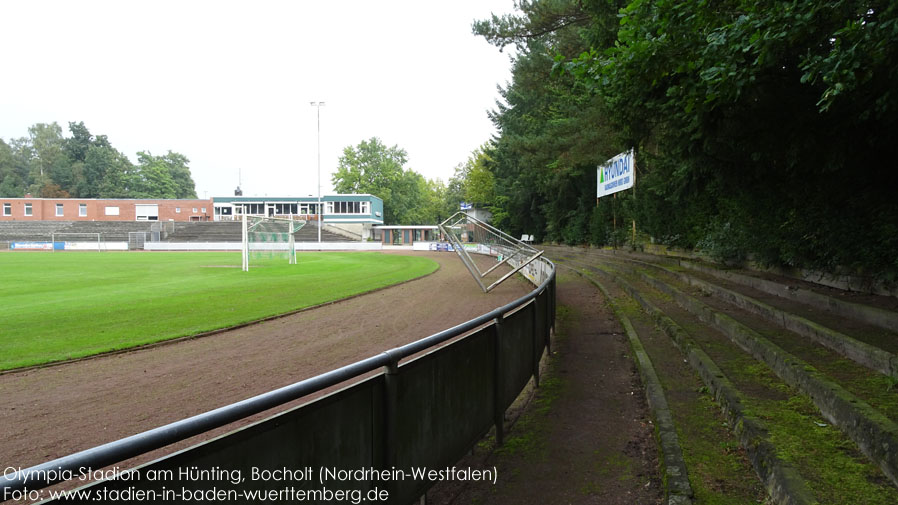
(597, 149, 635, 198)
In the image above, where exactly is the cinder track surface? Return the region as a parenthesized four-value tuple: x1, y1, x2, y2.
(546, 246, 898, 505)
(0, 252, 532, 474)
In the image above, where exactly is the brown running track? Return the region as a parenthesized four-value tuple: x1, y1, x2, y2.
(0, 251, 532, 471)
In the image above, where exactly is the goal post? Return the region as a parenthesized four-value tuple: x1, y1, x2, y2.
(241, 215, 303, 271)
(51, 232, 102, 252)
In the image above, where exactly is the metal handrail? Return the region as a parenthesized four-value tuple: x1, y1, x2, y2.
(1, 258, 555, 494)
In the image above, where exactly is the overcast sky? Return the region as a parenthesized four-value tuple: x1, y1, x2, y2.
(0, 0, 515, 199)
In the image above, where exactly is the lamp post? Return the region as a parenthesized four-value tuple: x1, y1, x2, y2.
(310, 101, 325, 243)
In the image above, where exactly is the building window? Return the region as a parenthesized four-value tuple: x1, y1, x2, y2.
(56, 204, 64, 216)
(105, 206, 120, 216)
(273, 203, 298, 215)
(201, 207, 206, 213)
(192, 207, 197, 213)
(25, 203, 32, 216)
(175, 207, 181, 213)
(299, 203, 319, 215)
(2, 203, 9, 216)
(237, 203, 263, 215)
(327, 201, 369, 214)
(79, 203, 87, 217)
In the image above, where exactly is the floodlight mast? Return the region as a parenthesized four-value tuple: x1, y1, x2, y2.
(310, 101, 325, 243)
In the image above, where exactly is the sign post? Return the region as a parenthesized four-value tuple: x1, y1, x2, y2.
(597, 149, 636, 249)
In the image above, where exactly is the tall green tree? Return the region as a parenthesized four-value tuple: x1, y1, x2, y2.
(475, 0, 898, 278)
(132, 151, 196, 199)
(26, 122, 70, 196)
(419, 178, 454, 224)
(1, 122, 198, 200)
(1, 138, 33, 197)
(462, 146, 496, 208)
(0, 139, 24, 197)
(333, 137, 421, 224)
(66, 121, 124, 198)
(159, 151, 198, 199)
(98, 152, 137, 198)
(474, 0, 619, 243)
(563, 0, 898, 273)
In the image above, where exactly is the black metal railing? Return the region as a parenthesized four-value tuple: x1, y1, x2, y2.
(2, 257, 555, 505)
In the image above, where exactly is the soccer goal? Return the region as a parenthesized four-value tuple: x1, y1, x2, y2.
(51, 232, 103, 252)
(241, 215, 304, 271)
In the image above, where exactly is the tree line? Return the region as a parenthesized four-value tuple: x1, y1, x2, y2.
(1, 121, 482, 226)
(0, 121, 197, 199)
(464, 0, 898, 281)
(332, 137, 494, 226)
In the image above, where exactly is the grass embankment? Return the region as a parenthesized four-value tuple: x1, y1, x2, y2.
(0, 252, 438, 370)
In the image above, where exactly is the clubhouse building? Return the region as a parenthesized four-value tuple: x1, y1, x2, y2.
(1, 194, 384, 239)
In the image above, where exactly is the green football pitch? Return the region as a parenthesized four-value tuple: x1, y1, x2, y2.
(0, 252, 438, 371)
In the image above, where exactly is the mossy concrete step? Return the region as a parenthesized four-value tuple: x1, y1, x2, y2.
(631, 268, 898, 488)
(601, 267, 813, 505)
(555, 253, 898, 502)
(583, 247, 898, 332)
(675, 259, 898, 333)
(612, 255, 898, 380)
(553, 259, 768, 504)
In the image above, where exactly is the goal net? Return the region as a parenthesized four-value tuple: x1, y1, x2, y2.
(241, 215, 303, 271)
(51, 232, 103, 252)
(438, 211, 544, 292)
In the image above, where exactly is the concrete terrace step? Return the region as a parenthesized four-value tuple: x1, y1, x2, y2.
(160, 222, 359, 243)
(0, 221, 363, 244)
(544, 246, 898, 505)
(0, 221, 154, 242)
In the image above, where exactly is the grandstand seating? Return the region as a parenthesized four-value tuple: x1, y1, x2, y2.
(0, 220, 360, 245)
(297, 224, 358, 243)
(162, 222, 243, 242)
(162, 221, 356, 243)
(0, 221, 155, 243)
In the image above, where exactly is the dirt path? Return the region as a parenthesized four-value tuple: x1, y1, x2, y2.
(429, 270, 662, 505)
(0, 251, 532, 471)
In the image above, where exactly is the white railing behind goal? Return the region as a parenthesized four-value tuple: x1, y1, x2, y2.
(438, 211, 544, 292)
(241, 215, 304, 271)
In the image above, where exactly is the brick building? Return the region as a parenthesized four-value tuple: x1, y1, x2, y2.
(0, 197, 214, 222)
